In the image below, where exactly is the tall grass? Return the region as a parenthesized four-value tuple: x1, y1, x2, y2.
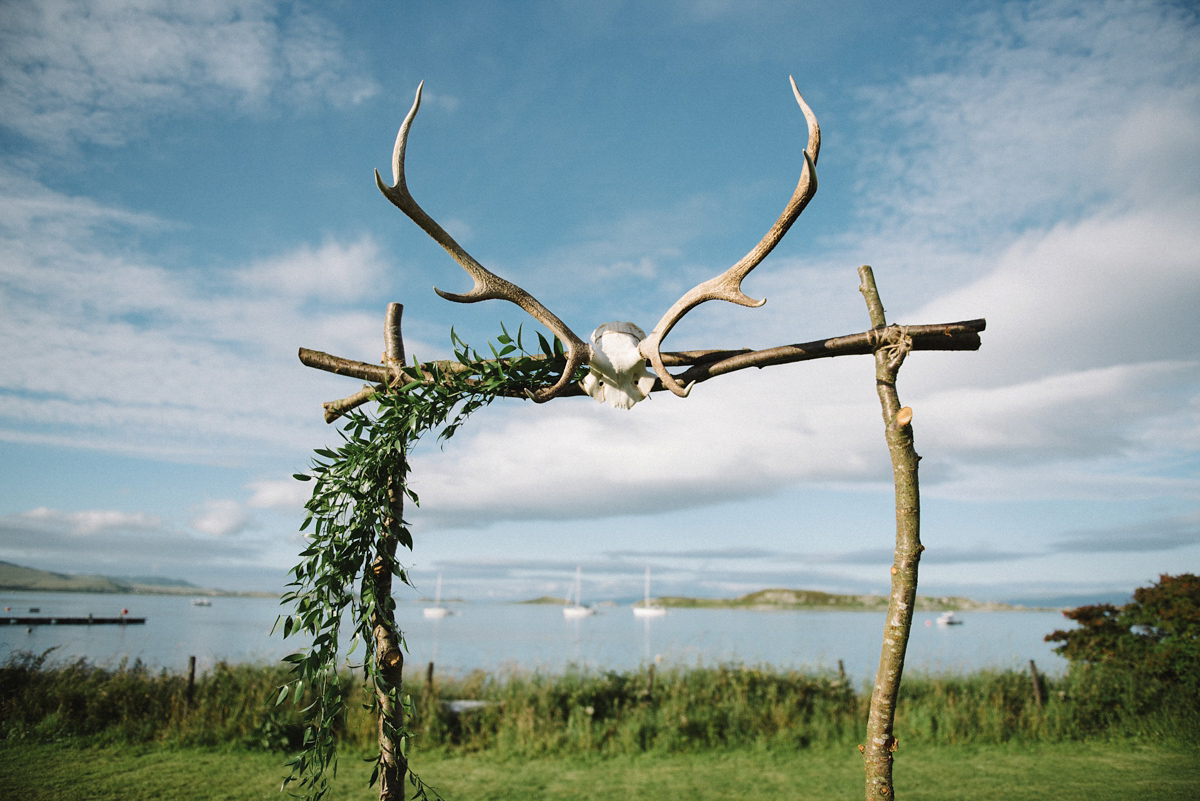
(2, 650, 1195, 754)
(432, 665, 860, 755)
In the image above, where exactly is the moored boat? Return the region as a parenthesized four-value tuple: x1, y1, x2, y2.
(632, 567, 666, 618)
(423, 574, 452, 618)
(563, 566, 595, 618)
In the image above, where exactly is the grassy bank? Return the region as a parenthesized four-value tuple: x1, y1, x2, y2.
(3, 650, 1197, 755)
(2, 741, 1198, 800)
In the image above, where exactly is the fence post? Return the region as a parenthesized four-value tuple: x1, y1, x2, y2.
(643, 663, 656, 701)
(1029, 659, 1045, 710)
(186, 655, 196, 705)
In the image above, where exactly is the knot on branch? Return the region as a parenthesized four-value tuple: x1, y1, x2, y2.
(869, 325, 912, 371)
(385, 362, 420, 394)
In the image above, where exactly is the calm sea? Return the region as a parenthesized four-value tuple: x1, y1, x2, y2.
(0, 591, 1072, 683)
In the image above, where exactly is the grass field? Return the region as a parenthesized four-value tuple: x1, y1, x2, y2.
(4, 654, 1197, 799)
(2, 741, 1198, 800)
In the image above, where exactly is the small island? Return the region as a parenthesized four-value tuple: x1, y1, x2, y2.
(519, 587, 1028, 612)
(655, 588, 1024, 612)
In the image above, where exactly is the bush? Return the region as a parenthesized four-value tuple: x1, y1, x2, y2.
(1045, 573, 1200, 741)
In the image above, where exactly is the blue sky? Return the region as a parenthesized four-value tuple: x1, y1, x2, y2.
(1, 0, 1197, 604)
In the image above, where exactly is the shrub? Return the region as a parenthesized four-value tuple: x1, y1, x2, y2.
(1046, 573, 1200, 741)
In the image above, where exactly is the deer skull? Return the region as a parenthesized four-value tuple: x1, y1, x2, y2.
(580, 322, 658, 409)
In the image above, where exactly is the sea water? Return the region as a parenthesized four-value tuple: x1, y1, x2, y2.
(0, 591, 1072, 682)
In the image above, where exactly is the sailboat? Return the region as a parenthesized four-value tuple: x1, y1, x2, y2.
(632, 567, 666, 618)
(562, 566, 595, 619)
(423, 574, 451, 619)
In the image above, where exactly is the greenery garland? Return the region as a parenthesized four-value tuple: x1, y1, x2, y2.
(274, 327, 574, 800)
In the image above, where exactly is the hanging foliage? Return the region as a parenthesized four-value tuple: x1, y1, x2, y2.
(274, 327, 575, 801)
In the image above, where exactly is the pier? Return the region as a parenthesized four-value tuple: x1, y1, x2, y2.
(2, 616, 146, 626)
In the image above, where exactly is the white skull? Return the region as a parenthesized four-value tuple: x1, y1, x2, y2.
(580, 322, 657, 410)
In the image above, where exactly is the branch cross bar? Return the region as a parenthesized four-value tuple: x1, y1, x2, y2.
(301, 317, 985, 422)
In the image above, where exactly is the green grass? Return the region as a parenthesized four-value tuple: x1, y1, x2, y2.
(1, 741, 1197, 800)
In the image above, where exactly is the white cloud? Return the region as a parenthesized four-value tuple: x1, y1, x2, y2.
(237, 237, 386, 303)
(845, 0, 1200, 297)
(407, 359, 890, 528)
(190, 499, 251, 537)
(0, 0, 377, 149)
(1054, 512, 1200, 553)
(918, 361, 1197, 462)
(0, 174, 387, 463)
(246, 478, 312, 510)
(906, 205, 1200, 384)
(18, 506, 163, 536)
(0, 505, 290, 590)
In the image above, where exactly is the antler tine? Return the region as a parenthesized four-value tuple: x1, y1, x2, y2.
(375, 82, 590, 403)
(639, 76, 821, 397)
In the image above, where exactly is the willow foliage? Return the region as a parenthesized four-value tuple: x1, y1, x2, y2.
(275, 327, 572, 800)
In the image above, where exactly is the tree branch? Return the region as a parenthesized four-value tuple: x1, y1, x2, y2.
(858, 265, 923, 801)
(372, 302, 408, 801)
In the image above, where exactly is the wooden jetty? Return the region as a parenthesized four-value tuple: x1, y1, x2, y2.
(2, 615, 146, 626)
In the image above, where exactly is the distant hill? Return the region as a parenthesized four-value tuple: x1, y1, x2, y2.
(0, 561, 233, 596)
(517, 595, 570, 605)
(547, 587, 1032, 612)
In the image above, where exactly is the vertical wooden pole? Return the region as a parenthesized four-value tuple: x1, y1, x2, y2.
(859, 266, 923, 801)
(186, 655, 196, 706)
(1029, 659, 1045, 710)
(371, 302, 408, 801)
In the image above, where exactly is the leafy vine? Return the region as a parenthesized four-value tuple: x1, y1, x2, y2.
(274, 326, 574, 800)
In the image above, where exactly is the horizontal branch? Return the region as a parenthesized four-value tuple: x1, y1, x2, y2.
(677, 319, 985, 387)
(299, 318, 985, 421)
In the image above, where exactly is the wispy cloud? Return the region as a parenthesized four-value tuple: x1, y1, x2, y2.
(850, 0, 1200, 263)
(1053, 513, 1200, 553)
(406, 361, 888, 529)
(0, 504, 285, 588)
(0, 0, 377, 149)
(190, 499, 252, 538)
(246, 478, 312, 510)
(0, 174, 388, 463)
(16, 506, 163, 537)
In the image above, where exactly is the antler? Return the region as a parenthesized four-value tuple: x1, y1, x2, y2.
(639, 76, 821, 397)
(375, 82, 590, 403)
